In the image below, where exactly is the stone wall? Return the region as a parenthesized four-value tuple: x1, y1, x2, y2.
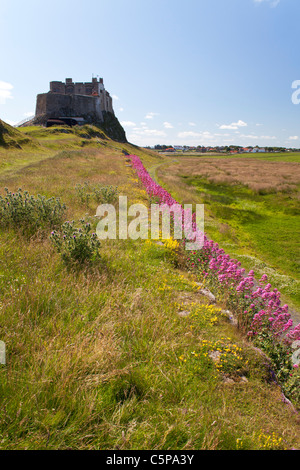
(35, 92, 104, 124)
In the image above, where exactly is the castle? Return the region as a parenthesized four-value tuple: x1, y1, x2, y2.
(35, 77, 114, 126)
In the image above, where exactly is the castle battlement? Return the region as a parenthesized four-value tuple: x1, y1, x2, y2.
(49, 77, 113, 114)
(35, 76, 114, 126)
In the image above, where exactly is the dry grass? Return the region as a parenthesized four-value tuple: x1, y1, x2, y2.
(168, 157, 300, 194)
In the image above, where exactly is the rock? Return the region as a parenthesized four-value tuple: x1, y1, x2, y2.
(178, 310, 190, 317)
(223, 377, 235, 385)
(221, 309, 231, 315)
(0, 341, 6, 365)
(222, 309, 238, 326)
(209, 350, 221, 362)
(240, 376, 248, 383)
(198, 288, 216, 303)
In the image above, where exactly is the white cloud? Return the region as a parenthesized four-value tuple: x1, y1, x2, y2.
(240, 134, 277, 140)
(163, 121, 173, 129)
(175, 130, 219, 146)
(0, 81, 13, 104)
(254, 0, 280, 7)
(240, 134, 259, 140)
(141, 129, 166, 136)
(120, 121, 136, 127)
(188, 122, 196, 127)
(178, 131, 202, 138)
(288, 136, 299, 140)
(128, 127, 167, 146)
(119, 107, 124, 112)
(24, 111, 34, 117)
(219, 120, 247, 130)
(112, 94, 119, 100)
(177, 131, 215, 141)
(129, 128, 166, 137)
(145, 112, 159, 119)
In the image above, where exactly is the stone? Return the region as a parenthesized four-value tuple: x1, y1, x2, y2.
(222, 309, 238, 326)
(240, 376, 248, 383)
(223, 377, 235, 385)
(178, 310, 190, 317)
(0, 341, 6, 365)
(198, 288, 216, 303)
(209, 350, 221, 362)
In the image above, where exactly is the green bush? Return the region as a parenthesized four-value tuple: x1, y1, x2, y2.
(0, 188, 66, 236)
(93, 184, 119, 204)
(282, 367, 300, 405)
(75, 182, 119, 205)
(50, 219, 101, 266)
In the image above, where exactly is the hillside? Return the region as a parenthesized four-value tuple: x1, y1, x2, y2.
(22, 111, 127, 143)
(0, 119, 35, 148)
(0, 121, 299, 450)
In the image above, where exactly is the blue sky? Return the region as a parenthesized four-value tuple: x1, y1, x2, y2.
(1, 0, 300, 147)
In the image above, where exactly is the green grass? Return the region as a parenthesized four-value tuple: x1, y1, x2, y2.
(1, 231, 299, 450)
(0, 126, 299, 450)
(184, 176, 300, 309)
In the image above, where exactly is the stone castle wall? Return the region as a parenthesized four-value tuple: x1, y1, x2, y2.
(35, 93, 104, 124)
(34, 77, 113, 124)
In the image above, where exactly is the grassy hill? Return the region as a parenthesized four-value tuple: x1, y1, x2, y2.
(0, 119, 36, 149)
(0, 122, 299, 450)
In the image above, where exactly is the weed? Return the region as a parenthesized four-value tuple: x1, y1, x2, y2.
(50, 219, 101, 266)
(75, 182, 119, 206)
(0, 187, 66, 236)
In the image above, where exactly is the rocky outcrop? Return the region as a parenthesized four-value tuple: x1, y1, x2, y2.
(99, 111, 127, 143)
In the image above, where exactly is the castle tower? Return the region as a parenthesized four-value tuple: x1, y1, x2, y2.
(35, 76, 114, 124)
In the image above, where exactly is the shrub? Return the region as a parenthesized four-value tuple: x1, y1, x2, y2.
(282, 366, 300, 405)
(75, 182, 91, 206)
(0, 188, 66, 236)
(163, 237, 185, 268)
(93, 184, 119, 204)
(75, 182, 119, 205)
(50, 220, 101, 266)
